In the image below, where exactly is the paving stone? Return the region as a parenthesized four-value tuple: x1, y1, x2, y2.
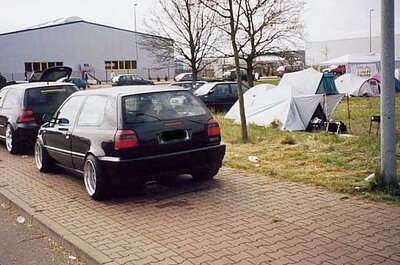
(0, 148, 399, 265)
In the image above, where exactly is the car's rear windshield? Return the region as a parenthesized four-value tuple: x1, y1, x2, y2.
(26, 85, 76, 110)
(122, 91, 208, 124)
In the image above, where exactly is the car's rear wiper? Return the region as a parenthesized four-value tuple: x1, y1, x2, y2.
(134, 112, 161, 121)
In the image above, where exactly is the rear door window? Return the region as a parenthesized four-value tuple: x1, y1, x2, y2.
(123, 91, 207, 124)
(77, 96, 108, 127)
(0, 89, 8, 108)
(214, 84, 231, 95)
(2, 89, 20, 109)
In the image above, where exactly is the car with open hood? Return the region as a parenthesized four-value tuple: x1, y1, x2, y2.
(34, 85, 226, 200)
(29, 66, 72, 82)
(0, 82, 79, 153)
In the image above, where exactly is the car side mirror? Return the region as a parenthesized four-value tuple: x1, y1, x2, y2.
(58, 118, 69, 125)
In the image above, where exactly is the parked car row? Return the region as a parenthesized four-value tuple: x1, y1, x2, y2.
(0, 77, 226, 200)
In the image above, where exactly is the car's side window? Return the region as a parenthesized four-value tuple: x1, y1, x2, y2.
(231, 84, 248, 95)
(2, 89, 19, 109)
(55, 96, 85, 127)
(77, 96, 107, 127)
(214, 84, 231, 95)
(0, 89, 8, 108)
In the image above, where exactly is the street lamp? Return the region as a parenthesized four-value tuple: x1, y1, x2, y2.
(369, 9, 374, 53)
(133, 3, 138, 32)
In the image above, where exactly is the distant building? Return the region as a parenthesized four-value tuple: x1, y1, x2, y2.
(0, 17, 174, 82)
(305, 34, 400, 66)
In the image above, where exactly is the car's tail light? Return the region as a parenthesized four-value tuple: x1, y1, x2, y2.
(207, 118, 221, 137)
(17, 109, 35, 123)
(114, 129, 139, 150)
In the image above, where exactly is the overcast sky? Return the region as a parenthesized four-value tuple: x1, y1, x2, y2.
(0, 0, 398, 42)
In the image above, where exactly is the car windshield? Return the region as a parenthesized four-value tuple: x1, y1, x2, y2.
(123, 91, 208, 124)
(26, 85, 77, 111)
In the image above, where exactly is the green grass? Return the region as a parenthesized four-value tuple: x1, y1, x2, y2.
(215, 95, 400, 203)
(254, 78, 281, 86)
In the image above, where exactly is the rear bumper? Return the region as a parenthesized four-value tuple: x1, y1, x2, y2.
(98, 144, 226, 180)
(14, 125, 39, 145)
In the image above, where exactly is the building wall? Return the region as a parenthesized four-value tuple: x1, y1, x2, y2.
(0, 22, 174, 82)
(305, 34, 400, 66)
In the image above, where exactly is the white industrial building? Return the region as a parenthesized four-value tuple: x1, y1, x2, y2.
(0, 17, 174, 82)
(305, 34, 400, 66)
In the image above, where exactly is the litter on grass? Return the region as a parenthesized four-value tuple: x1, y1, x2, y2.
(248, 155, 260, 163)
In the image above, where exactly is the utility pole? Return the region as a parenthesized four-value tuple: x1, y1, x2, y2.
(134, 3, 139, 71)
(380, 0, 398, 189)
(369, 9, 374, 53)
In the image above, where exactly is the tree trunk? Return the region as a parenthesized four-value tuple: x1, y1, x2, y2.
(246, 59, 254, 87)
(229, 0, 248, 143)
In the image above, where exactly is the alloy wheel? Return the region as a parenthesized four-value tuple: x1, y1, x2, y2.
(34, 142, 43, 169)
(5, 125, 13, 152)
(84, 160, 97, 196)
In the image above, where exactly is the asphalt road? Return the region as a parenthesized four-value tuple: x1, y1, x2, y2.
(0, 200, 82, 265)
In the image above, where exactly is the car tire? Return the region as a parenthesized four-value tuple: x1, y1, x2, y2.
(192, 164, 220, 181)
(84, 155, 109, 200)
(5, 124, 19, 154)
(34, 139, 53, 172)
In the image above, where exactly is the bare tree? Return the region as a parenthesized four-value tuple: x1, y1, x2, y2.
(201, 0, 249, 142)
(143, 0, 219, 81)
(236, 0, 304, 87)
(138, 34, 175, 79)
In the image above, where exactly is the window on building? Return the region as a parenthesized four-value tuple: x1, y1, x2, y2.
(24, 62, 64, 72)
(112, 61, 118, 70)
(104, 60, 137, 70)
(33, 62, 40, 72)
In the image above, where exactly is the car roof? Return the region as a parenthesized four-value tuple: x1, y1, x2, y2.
(115, 74, 139, 77)
(72, 85, 187, 97)
(3, 82, 76, 91)
(194, 81, 236, 95)
(170, 81, 206, 85)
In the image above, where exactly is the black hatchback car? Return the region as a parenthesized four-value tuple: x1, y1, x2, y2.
(194, 81, 249, 111)
(111, 74, 154, 86)
(0, 82, 78, 153)
(34, 86, 226, 200)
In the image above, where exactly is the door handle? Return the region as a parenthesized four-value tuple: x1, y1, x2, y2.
(65, 131, 71, 139)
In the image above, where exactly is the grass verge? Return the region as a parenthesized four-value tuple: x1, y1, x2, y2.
(215, 95, 400, 203)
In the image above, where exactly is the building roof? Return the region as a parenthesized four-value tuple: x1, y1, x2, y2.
(0, 17, 172, 41)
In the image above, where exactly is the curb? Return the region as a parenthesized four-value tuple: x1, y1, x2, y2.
(0, 187, 112, 265)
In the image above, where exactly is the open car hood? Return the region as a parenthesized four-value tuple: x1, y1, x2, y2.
(29, 66, 72, 82)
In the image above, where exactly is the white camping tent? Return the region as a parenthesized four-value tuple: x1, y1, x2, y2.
(279, 68, 321, 93)
(278, 68, 338, 95)
(225, 85, 325, 131)
(335, 74, 379, 96)
(226, 83, 276, 120)
(320, 53, 400, 78)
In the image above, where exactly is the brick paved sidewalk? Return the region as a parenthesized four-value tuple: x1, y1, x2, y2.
(0, 147, 399, 265)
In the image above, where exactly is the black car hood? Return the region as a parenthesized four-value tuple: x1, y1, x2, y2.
(29, 66, 72, 82)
